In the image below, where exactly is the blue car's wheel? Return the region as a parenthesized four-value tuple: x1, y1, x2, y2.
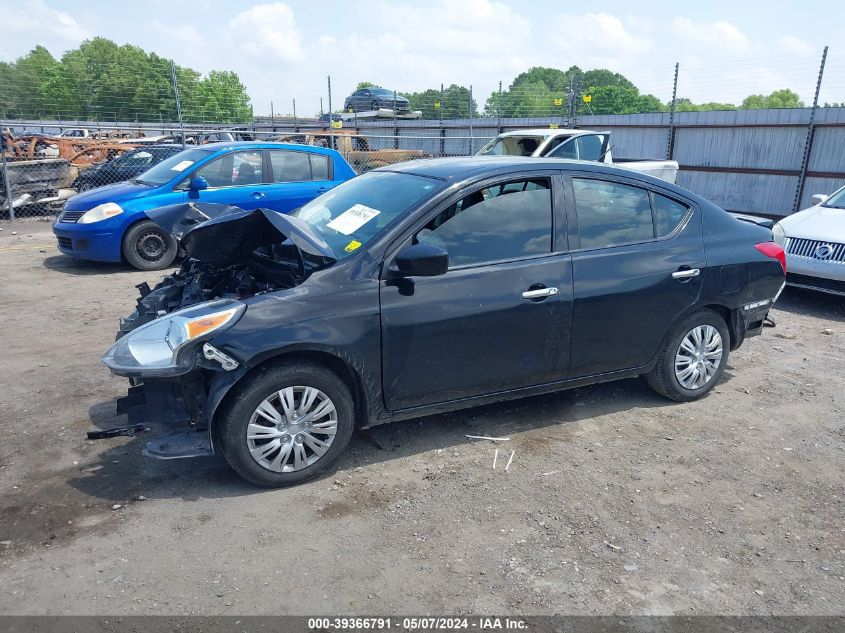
(122, 219, 177, 271)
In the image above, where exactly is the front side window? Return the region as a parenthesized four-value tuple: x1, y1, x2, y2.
(193, 150, 263, 187)
(575, 134, 606, 161)
(417, 178, 552, 268)
(572, 179, 690, 249)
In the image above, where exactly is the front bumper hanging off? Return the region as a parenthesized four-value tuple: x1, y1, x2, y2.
(102, 379, 215, 459)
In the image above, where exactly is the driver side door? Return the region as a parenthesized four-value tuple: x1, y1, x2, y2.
(379, 173, 573, 411)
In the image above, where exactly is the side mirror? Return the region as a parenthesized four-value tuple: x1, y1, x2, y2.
(188, 176, 208, 199)
(810, 193, 829, 206)
(393, 242, 448, 277)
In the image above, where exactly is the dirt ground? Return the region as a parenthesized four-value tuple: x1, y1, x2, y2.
(0, 218, 842, 616)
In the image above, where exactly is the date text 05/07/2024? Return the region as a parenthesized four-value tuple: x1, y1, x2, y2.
(307, 617, 528, 631)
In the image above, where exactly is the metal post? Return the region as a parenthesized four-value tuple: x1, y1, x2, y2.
(794, 46, 828, 213)
(1, 137, 14, 221)
(170, 60, 186, 149)
(270, 101, 274, 123)
(393, 90, 399, 150)
(497, 81, 502, 133)
(292, 99, 297, 132)
(439, 83, 445, 157)
(327, 75, 333, 148)
(468, 85, 474, 155)
(666, 62, 679, 160)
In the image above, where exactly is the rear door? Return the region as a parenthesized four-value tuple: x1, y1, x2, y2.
(266, 149, 334, 214)
(566, 173, 704, 377)
(380, 172, 573, 410)
(187, 149, 269, 209)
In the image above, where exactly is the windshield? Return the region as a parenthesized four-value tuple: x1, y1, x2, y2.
(477, 134, 548, 156)
(370, 88, 396, 96)
(293, 172, 443, 258)
(822, 186, 845, 209)
(135, 148, 211, 186)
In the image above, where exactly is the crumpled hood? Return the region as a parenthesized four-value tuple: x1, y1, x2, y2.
(779, 205, 845, 242)
(145, 203, 337, 265)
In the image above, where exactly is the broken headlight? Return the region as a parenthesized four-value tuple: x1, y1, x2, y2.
(102, 299, 245, 376)
(78, 202, 123, 224)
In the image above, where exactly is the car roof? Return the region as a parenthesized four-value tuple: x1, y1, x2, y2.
(194, 141, 339, 156)
(495, 128, 610, 137)
(379, 156, 700, 199)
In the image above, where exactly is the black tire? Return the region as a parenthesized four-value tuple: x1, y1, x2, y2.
(216, 361, 355, 488)
(646, 309, 730, 402)
(77, 181, 93, 192)
(371, 100, 379, 111)
(122, 219, 177, 271)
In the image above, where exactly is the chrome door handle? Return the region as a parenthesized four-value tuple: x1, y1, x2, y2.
(522, 287, 559, 300)
(251, 191, 265, 199)
(672, 268, 700, 279)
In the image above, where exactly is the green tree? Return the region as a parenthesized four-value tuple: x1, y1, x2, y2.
(741, 89, 804, 109)
(355, 81, 380, 91)
(403, 84, 477, 119)
(1, 38, 252, 123)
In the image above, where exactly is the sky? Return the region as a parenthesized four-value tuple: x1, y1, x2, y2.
(1, 0, 843, 116)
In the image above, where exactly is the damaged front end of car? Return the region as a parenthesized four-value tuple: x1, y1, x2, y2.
(96, 202, 336, 459)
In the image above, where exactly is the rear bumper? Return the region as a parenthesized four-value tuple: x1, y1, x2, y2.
(52, 220, 123, 262)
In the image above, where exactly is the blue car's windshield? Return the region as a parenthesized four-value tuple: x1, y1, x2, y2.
(135, 148, 212, 186)
(293, 172, 443, 258)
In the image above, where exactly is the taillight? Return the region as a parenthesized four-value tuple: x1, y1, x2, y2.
(755, 242, 786, 275)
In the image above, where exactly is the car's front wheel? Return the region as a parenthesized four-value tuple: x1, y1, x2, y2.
(122, 219, 177, 270)
(646, 309, 730, 402)
(216, 361, 355, 487)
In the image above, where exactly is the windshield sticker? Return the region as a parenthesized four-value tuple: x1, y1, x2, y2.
(171, 160, 194, 172)
(344, 240, 362, 253)
(326, 204, 381, 235)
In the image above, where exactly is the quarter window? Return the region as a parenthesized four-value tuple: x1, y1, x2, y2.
(417, 178, 552, 267)
(652, 193, 689, 237)
(572, 178, 690, 249)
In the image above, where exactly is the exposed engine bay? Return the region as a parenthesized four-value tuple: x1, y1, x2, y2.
(116, 202, 337, 338)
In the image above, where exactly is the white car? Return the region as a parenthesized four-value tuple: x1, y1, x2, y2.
(774, 187, 845, 296)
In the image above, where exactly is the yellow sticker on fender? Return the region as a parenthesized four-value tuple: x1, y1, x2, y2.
(344, 240, 362, 253)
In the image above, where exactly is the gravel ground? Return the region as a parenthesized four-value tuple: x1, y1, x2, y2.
(0, 219, 842, 616)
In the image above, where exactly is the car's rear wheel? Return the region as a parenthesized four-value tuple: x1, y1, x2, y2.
(646, 309, 729, 402)
(122, 219, 177, 270)
(216, 361, 355, 487)
(371, 100, 379, 111)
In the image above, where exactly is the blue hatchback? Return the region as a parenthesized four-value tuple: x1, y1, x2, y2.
(53, 142, 356, 270)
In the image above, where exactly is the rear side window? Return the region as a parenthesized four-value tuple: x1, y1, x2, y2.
(572, 179, 690, 249)
(270, 150, 330, 182)
(417, 178, 552, 267)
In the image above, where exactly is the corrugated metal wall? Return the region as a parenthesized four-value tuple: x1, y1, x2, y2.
(349, 107, 845, 217)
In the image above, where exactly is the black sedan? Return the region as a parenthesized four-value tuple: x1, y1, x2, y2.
(100, 157, 786, 487)
(72, 144, 183, 192)
(344, 87, 410, 113)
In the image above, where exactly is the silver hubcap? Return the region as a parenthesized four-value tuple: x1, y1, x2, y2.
(246, 386, 338, 472)
(675, 325, 723, 390)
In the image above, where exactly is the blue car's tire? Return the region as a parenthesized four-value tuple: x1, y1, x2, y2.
(122, 219, 177, 271)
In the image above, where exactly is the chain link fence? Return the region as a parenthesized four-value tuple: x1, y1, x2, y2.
(2, 48, 841, 220)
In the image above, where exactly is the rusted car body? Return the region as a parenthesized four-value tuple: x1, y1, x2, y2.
(275, 130, 430, 172)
